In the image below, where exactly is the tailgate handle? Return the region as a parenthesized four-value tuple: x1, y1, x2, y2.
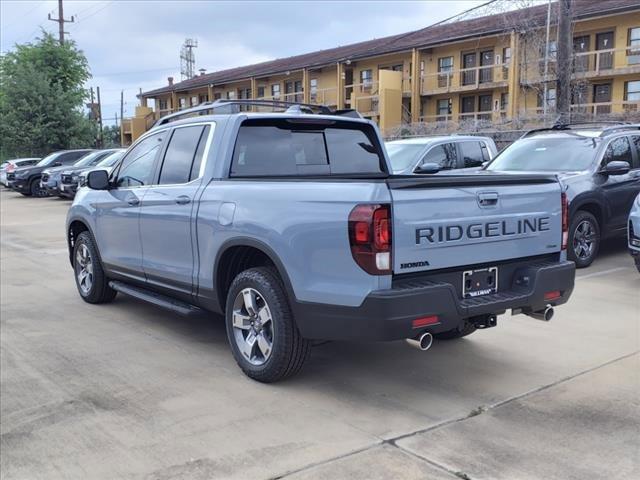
(477, 192, 499, 207)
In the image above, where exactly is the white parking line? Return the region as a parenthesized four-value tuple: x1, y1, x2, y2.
(576, 266, 630, 280)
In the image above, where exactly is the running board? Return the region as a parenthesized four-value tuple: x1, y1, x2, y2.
(109, 281, 202, 316)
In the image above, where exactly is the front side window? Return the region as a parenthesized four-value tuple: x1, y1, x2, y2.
(158, 125, 208, 185)
(602, 137, 633, 166)
(117, 132, 166, 187)
(438, 57, 453, 73)
(423, 143, 457, 169)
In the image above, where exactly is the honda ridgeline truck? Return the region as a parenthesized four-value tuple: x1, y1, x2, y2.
(67, 100, 575, 382)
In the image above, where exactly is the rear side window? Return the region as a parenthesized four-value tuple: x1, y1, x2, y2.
(602, 137, 633, 166)
(230, 120, 384, 177)
(459, 141, 484, 167)
(158, 125, 209, 185)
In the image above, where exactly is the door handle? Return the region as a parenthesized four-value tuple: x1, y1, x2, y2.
(127, 197, 140, 206)
(175, 195, 191, 205)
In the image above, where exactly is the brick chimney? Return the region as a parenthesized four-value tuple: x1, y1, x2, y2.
(168, 76, 174, 86)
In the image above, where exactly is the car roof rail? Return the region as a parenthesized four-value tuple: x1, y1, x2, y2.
(521, 120, 634, 138)
(152, 99, 362, 127)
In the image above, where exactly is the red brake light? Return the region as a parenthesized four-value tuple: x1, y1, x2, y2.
(348, 204, 392, 275)
(561, 192, 568, 250)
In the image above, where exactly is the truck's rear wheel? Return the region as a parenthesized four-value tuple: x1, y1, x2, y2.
(225, 267, 310, 383)
(434, 323, 477, 340)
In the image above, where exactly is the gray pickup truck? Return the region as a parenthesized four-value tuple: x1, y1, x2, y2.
(67, 100, 575, 382)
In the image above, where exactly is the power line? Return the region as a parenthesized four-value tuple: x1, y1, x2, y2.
(72, 1, 113, 24)
(91, 66, 179, 77)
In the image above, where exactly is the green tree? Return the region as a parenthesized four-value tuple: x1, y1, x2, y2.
(0, 31, 95, 160)
(102, 124, 121, 148)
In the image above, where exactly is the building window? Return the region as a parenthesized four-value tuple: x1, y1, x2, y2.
(214, 93, 222, 100)
(199, 94, 208, 104)
(629, 27, 640, 64)
(360, 69, 373, 89)
(179, 97, 187, 109)
(537, 87, 557, 109)
(271, 84, 280, 99)
(625, 81, 640, 101)
(226, 90, 235, 100)
(257, 86, 265, 98)
(438, 57, 453, 73)
(437, 98, 451, 119)
(500, 92, 508, 113)
(159, 99, 168, 110)
(310, 79, 318, 102)
(461, 95, 475, 114)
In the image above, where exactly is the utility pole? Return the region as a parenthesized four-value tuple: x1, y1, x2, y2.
(120, 90, 124, 127)
(556, 0, 573, 123)
(48, 0, 74, 44)
(97, 86, 104, 148)
(542, 0, 552, 120)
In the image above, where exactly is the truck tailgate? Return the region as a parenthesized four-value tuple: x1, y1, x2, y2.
(388, 174, 562, 274)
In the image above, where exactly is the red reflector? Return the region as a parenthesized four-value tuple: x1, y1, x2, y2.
(544, 290, 561, 301)
(412, 315, 439, 328)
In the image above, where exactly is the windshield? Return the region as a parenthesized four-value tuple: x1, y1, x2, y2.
(36, 152, 63, 167)
(386, 143, 426, 172)
(487, 137, 600, 172)
(73, 151, 110, 168)
(96, 150, 125, 168)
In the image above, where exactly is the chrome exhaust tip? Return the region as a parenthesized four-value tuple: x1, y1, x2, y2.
(406, 332, 433, 351)
(526, 305, 554, 322)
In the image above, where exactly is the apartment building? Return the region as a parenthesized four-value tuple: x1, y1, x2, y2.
(122, 0, 640, 145)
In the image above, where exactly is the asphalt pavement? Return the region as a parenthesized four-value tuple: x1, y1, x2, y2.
(1, 188, 638, 480)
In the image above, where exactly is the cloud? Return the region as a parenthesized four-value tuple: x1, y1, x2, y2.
(1, 0, 487, 125)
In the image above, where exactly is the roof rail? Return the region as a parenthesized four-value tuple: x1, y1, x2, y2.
(152, 99, 361, 127)
(521, 121, 634, 138)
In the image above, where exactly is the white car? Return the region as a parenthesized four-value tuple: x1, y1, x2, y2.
(385, 135, 498, 174)
(0, 158, 40, 187)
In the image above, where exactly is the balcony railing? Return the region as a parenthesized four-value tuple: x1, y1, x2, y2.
(418, 110, 507, 124)
(310, 87, 338, 106)
(522, 46, 640, 84)
(421, 63, 509, 95)
(345, 82, 379, 117)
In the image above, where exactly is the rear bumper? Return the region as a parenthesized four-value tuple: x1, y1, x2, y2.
(293, 259, 575, 341)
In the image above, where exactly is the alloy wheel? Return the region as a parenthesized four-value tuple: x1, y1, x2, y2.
(231, 287, 274, 366)
(572, 220, 595, 260)
(76, 244, 94, 295)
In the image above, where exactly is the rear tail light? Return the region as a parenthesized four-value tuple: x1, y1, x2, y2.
(561, 192, 568, 251)
(6, 164, 14, 173)
(348, 204, 392, 275)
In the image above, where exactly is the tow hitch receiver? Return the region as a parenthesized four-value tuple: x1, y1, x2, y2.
(472, 314, 498, 329)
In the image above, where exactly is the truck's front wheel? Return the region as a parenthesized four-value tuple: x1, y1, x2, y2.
(225, 267, 311, 382)
(568, 211, 600, 268)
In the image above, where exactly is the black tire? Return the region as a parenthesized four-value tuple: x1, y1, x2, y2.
(568, 210, 600, 268)
(73, 231, 117, 304)
(29, 178, 47, 197)
(434, 322, 477, 340)
(225, 267, 311, 383)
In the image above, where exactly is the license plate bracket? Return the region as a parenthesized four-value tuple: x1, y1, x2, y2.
(463, 267, 498, 298)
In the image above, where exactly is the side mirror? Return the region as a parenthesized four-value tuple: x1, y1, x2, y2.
(414, 162, 441, 174)
(87, 169, 110, 190)
(602, 161, 630, 176)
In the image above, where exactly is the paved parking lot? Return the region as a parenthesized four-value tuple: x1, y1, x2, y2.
(1, 188, 639, 480)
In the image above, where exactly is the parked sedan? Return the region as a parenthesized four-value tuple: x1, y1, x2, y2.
(629, 194, 640, 273)
(1, 158, 40, 187)
(59, 149, 125, 198)
(42, 150, 116, 197)
(385, 135, 497, 174)
(485, 123, 640, 267)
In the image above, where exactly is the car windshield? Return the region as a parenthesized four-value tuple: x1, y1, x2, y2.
(72, 151, 109, 168)
(386, 143, 427, 172)
(96, 151, 125, 168)
(36, 152, 63, 167)
(486, 136, 600, 172)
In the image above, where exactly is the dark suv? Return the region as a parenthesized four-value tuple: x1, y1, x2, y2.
(486, 123, 640, 267)
(11, 149, 94, 197)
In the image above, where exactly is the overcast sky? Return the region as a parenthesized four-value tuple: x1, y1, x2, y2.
(1, 0, 488, 125)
